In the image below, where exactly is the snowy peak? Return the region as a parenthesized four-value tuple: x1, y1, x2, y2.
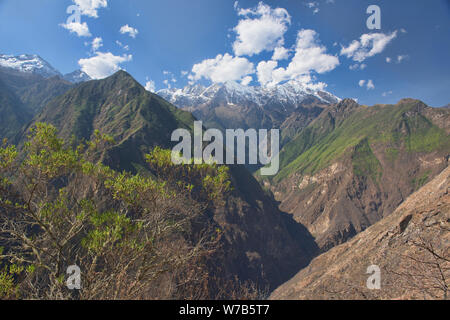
(157, 81, 340, 109)
(0, 54, 61, 78)
(63, 70, 92, 83)
(0, 54, 92, 84)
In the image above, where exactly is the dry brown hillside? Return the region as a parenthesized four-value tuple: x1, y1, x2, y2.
(270, 165, 450, 300)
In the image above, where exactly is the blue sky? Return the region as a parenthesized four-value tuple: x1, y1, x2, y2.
(0, 0, 449, 106)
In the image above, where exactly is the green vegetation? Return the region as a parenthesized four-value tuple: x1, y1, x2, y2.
(352, 138, 382, 182)
(272, 100, 449, 183)
(411, 169, 432, 190)
(0, 123, 233, 299)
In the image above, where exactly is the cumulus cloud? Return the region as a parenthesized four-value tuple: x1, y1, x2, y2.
(145, 79, 156, 92)
(256, 60, 278, 86)
(340, 31, 398, 62)
(259, 29, 339, 86)
(190, 53, 254, 83)
(382, 90, 393, 97)
(272, 47, 290, 60)
(78, 52, 132, 79)
(120, 24, 139, 38)
(240, 76, 253, 86)
(359, 79, 375, 90)
(386, 57, 392, 63)
(91, 37, 103, 51)
(232, 2, 291, 56)
(73, 0, 108, 18)
(60, 22, 91, 37)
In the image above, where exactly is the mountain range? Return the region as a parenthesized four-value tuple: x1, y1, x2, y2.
(0, 53, 448, 299)
(1, 64, 317, 293)
(158, 81, 339, 145)
(0, 54, 91, 83)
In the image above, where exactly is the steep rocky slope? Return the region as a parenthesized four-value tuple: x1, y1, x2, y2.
(270, 165, 449, 300)
(21, 70, 317, 291)
(262, 99, 450, 251)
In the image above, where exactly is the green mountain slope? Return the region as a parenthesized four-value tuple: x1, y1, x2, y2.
(0, 78, 32, 140)
(20, 70, 317, 293)
(30, 70, 194, 172)
(0, 67, 73, 114)
(275, 99, 449, 183)
(262, 98, 450, 251)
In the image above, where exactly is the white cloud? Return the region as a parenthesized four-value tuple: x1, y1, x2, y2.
(163, 79, 172, 89)
(232, 2, 291, 56)
(382, 90, 393, 97)
(181, 70, 188, 77)
(359, 79, 375, 90)
(263, 29, 339, 86)
(349, 63, 366, 70)
(397, 55, 408, 63)
(91, 37, 103, 51)
(78, 52, 132, 79)
(73, 0, 107, 18)
(256, 60, 278, 86)
(120, 24, 139, 38)
(115, 40, 129, 51)
(145, 79, 156, 92)
(241, 76, 253, 86)
(386, 57, 392, 63)
(341, 31, 398, 62)
(60, 22, 91, 37)
(306, 2, 319, 14)
(190, 53, 254, 83)
(272, 47, 290, 60)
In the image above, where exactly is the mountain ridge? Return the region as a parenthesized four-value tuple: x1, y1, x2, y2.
(270, 164, 450, 300)
(261, 98, 450, 251)
(0, 53, 91, 83)
(17, 70, 318, 291)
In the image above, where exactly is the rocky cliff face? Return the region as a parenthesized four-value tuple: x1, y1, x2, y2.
(264, 99, 450, 252)
(270, 165, 449, 300)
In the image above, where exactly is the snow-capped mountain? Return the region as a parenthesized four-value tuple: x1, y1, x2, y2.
(158, 81, 339, 140)
(0, 54, 62, 78)
(0, 54, 91, 84)
(157, 80, 340, 110)
(63, 70, 92, 83)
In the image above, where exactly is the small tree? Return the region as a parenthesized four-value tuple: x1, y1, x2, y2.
(0, 123, 232, 299)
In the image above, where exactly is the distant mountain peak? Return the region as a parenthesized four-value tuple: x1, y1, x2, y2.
(0, 54, 61, 78)
(63, 70, 92, 83)
(157, 81, 340, 110)
(0, 53, 93, 84)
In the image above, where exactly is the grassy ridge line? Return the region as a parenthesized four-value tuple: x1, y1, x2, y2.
(273, 100, 449, 183)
